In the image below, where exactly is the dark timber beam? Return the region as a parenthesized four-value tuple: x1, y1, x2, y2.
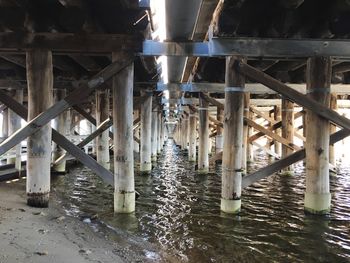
(0, 33, 141, 54)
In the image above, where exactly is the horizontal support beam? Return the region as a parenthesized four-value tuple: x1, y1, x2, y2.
(143, 38, 350, 58)
(0, 33, 141, 54)
(157, 82, 350, 95)
(170, 97, 350, 108)
(142, 40, 209, 57)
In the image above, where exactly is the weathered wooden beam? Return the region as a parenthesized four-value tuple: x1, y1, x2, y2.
(0, 89, 114, 185)
(54, 118, 113, 165)
(201, 92, 224, 109)
(245, 118, 300, 151)
(236, 62, 350, 131)
(242, 128, 350, 188)
(250, 106, 277, 124)
(252, 141, 280, 159)
(0, 33, 141, 54)
(0, 55, 133, 156)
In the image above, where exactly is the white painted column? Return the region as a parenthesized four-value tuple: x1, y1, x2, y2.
(151, 106, 158, 162)
(95, 89, 110, 169)
(157, 110, 162, 154)
(188, 109, 197, 162)
(140, 91, 152, 173)
(26, 49, 53, 207)
(112, 52, 135, 213)
(198, 94, 209, 173)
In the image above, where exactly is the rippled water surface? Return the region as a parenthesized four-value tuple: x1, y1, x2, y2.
(54, 139, 350, 262)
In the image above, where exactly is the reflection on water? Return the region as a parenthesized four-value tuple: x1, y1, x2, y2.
(54, 139, 350, 262)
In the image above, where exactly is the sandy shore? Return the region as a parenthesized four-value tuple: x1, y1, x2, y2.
(0, 179, 146, 263)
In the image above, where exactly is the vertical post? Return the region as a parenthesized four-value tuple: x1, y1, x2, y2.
(7, 89, 23, 167)
(281, 98, 294, 175)
(198, 93, 209, 174)
(216, 107, 224, 153)
(182, 115, 187, 150)
(112, 52, 135, 213)
(91, 104, 97, 155)
(157, 109, 162, 154)
(2, 108, 8, 140)
(242, 92, 250, 172)
(52, 89, 67, 172)
(304, 56, 331, 214)
(274, 105, 282, 158)
(247, 110, 254, 162)
(329, 93, 337, 167)
(133, 110, 140, 153)
(26, 49, 53, 207)
(151, 105, 158, 162)
(221, 56, 245, 214)
(95, 89, 110, 169)
(188, 108, 197, 162)
(140, 90, 152, 173)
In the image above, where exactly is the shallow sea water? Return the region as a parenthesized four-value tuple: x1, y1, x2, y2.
(53, 139, 350, 262)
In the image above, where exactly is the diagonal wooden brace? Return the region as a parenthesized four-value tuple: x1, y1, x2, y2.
(242, 128, 350, 188)
(236, 61, 350, 131)
(0, 54, 133, 156)
(73, 104, 141, 143)
(55, 118, 113, 165)
(0, 90, 114, 185)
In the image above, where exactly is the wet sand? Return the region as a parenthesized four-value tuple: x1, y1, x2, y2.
(0, 179, 129, 263)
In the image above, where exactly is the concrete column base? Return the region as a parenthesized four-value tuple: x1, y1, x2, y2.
(114, 192, 135, 213)
(220, 198, 241, 214)
(140, 162, 152, 173)
(304, 192, 331, 214)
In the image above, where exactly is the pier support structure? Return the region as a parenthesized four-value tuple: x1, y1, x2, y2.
(157, 109, 162, 154)
(304, 56, 331, 214)
(52, 89, 67, 172)
(140, 91, 152, 173)
(198, 93, 209, 173)
(188, 108, 197, 162)
(216, 107, 224, 154)
(329, 94, 337, 166)
(221, 56, 245, 214)
(133, 110, 140, 153)
(7, 89, 23, 167)
(274, 105, 282, 158)
(96, 89, 110, 169)
(151, 105, 158, 162)
(112, 52, 135, 213)
(26, 49, 53, 207)
(242, 93, 250, 172)
(281, 98, 294, 175)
